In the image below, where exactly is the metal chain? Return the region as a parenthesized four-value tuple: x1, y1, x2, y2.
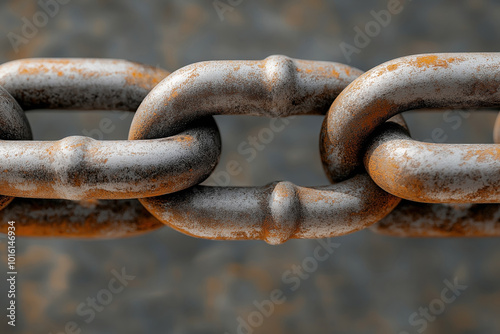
(0, 53, 498, 244)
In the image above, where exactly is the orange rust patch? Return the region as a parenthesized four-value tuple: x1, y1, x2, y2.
(387, 64, 399, 71)
(462, 147, 500, 163)
(18, 64, 50, 75)
(175, 135, 194, 143)
(343, 66, 351, 76)
(409, 55, 460, 69)
(296, 68, 313, 74)
(330, 69, 340, 78)
(166, 89, 179, 103)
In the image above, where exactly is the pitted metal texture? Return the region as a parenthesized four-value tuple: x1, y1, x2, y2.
(0, 53, 498, 241)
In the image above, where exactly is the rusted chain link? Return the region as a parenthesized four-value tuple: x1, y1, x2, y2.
(321, 53, 500, 182)
(373, 201, 500, 237)
(0, 58, 168, 111)
(0, 59, 221, 200)
(129, 55, 362, 139)
(0, 53, 498, 242)
(0, 198, 163, 238)
(129, 56, 407, 244)
(141, 175, 399, 245)
(365, 122, 500, 203)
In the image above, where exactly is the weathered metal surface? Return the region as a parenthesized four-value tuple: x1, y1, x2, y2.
(321, 53, 500, 182)
(0, 54, 497, 241)
(0, 198, 163, 238)
(0, 85, 32, 210)
(139, 175, 400, 245)
(0, 120, 220, 200)
(129, 55, 363, 139)
(129, 55, 403, 243)
(365, 122, 500, 203)
(372, 200, 500, 236)
(0, 58, 169, 111)
(0, 59, 221, 200)
(0, 86, 32, 140)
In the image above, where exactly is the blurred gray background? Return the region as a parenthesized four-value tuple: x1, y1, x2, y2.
(1, 0, 500, 333)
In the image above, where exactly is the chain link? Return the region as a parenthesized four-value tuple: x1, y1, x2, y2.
(0, 53, 498, 243)
(0, 59, 220, 200)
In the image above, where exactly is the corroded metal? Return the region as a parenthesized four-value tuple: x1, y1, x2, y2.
(0, 58, 169, 111)
(0, 59, 221, 200)
(129, 55, 401, 242)
(372, 200, 500, 237)
(364, 122, 500, 203)
(0, 54, 498, 241)
(129, 55, 363, 139)
(321, 53, 500, 183)
(0, 121, 220, 200)
(140, 175, 400, 245)
(0, 85, 32, 210)
(0, 198, 163, 238)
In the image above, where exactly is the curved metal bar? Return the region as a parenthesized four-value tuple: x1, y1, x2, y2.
(364, 122, 500, 203)
(0, 120, 220, 200)
(129, 55, 403, 243)
(0, 198, 163, 238)
(321, 53, 500, 182)
(0, 86, 32, 210)
(0, 58, 169, 111)
(372, 200, 500, 236)
(129, 55, 363, 139)
(139, 175, 400, 245)
(0, 59, 221, 200)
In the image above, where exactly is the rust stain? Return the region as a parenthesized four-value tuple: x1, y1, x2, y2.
(408, 55, 461, 69)
(0, 198, 163, 238)
(387, 64, 399, 71)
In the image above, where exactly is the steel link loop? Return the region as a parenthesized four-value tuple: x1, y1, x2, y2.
(0, 59, 221, 200)
(373, 201, 500, 236)
(0, 198, 163, 238)
(0, 53, 498, 241)
(129, 55, 362, 139)
(365, 122, 500, 203)
(0, 58, 168, 111)
(321, 53, 500, 182)
(0, 59, 219, 237)
(129, 55, 405, 244)
(139, 175, 400, 245)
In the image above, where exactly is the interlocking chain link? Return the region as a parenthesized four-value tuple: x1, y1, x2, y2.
(0, 53, 498, 243)
(0, 59, 220, 200)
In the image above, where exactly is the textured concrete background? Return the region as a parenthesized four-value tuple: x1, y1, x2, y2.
(0, 0, 500, 333)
